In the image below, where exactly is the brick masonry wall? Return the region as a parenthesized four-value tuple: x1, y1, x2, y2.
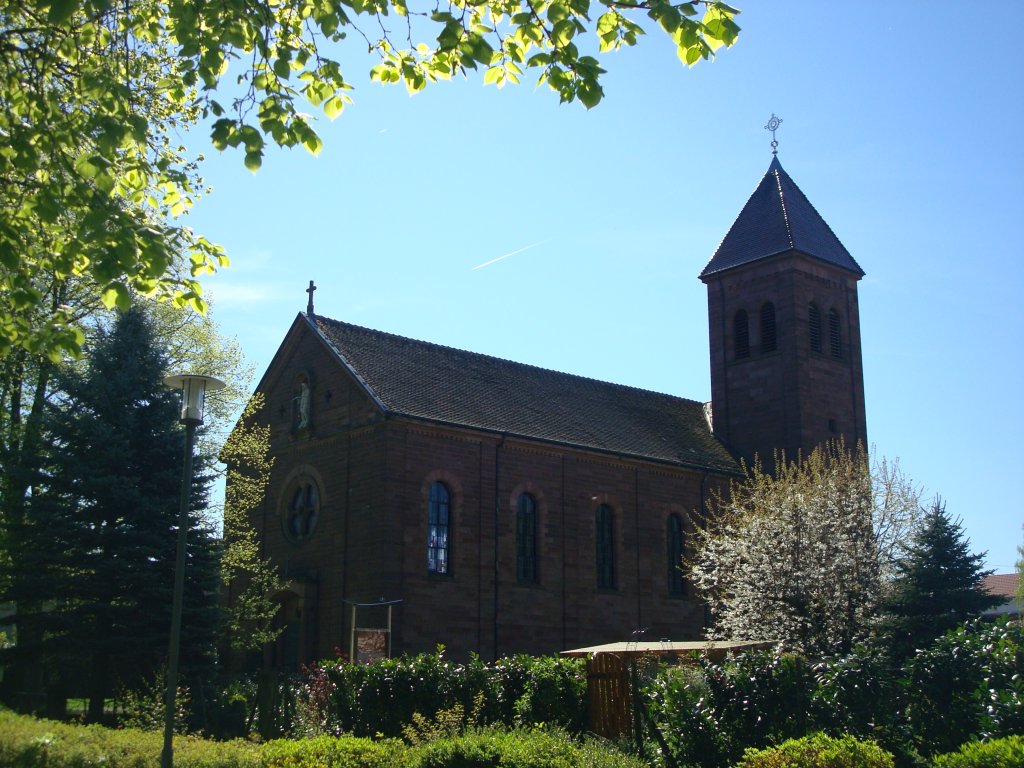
(245, 320, 720, 664)
(704, 251, 866, 467)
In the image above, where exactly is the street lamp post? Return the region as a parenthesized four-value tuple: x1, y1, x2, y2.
(161, 374, 225, 768)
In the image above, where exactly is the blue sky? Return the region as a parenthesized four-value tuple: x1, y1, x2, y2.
(185, 2, 1024, 573)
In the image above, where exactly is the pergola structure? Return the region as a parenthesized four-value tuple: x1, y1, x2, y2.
(562, 640, 776, 740)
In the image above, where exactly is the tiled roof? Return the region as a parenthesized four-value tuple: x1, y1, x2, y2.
(700, 156, 864, 278)
(310, 315, 740, 473)
(982, 573, 1020, 600)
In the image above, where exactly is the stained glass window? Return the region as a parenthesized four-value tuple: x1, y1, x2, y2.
(428, 481, 451, 574)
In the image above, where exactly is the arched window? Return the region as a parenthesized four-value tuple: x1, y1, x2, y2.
(428, 481, 451, 574)
(283, 477, 320, 543)
(516, 493, 538, 583)
(760, 302, 777, 353)
(829, 308, 842, 359)
(734, 310, 750, 359)
(667, 514, 685, 596)
(808, 303, 822, 353)
(596, 504, 615, 589)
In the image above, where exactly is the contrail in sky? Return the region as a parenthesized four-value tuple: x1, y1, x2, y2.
(471, 241, 544, 271)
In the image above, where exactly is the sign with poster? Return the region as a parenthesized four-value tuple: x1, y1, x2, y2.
(355, 628, 388, 663)
(346, 598, 402, 663)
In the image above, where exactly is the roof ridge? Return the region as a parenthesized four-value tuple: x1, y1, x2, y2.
(314, 315, 704, 405)
(773, 165, 795, 249)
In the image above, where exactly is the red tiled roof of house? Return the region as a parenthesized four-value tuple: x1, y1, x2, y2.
(982, 572, 1020, 600)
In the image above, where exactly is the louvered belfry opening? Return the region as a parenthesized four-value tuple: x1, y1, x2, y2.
(809, 303, 822, 353)
(734, 310, 750, 359)
(828, 308, 842, 358)
(760, 302, 777, 353)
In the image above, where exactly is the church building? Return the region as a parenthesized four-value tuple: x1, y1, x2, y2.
(235, 151, 867, 670)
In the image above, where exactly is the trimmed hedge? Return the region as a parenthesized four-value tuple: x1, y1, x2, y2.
(931, 736, 1024, 768)
(0, 711, 642, 768)
(735, 733, 894, 768)
(323, 652, 586, 738)
(0, 709, 261, 768)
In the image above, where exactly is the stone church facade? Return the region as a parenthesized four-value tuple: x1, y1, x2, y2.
(234, 156, 867, 669)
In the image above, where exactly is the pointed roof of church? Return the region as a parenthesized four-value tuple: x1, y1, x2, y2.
(700, 156, 864, 278)
(306, 315, 740, 473)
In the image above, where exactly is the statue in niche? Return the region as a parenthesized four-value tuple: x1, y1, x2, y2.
(292, 377, 311, 430)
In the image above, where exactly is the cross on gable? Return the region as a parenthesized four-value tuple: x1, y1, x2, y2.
(306, 280, 317, 316)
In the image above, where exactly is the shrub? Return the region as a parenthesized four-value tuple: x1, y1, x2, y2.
(643, 650, 817, 768)
(0, 708, 260, 768)
(930, 736, 1024, 768)
(261, 734, 405, 767)
(324, 651, 585, 738)
(902, 619, 1024, 756)
(405, 727, 648, 768)
(735, 732, 895, 768)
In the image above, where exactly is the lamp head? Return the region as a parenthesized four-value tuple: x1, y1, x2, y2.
(164, 374, 227, 424)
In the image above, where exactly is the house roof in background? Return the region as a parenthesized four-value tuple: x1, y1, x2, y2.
(700, 156, 865, 278)
(982, 572, 1020, 600)
(309, 314, 740, 473)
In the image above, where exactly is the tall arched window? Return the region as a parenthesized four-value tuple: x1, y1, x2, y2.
(667, 514, 685, 596)
(760, 302, 777, 353)
(516, 493, 538, 583)
(596, 504, 615, 589)
(734, 310, 750, 359)
(808, 303, 822, 353)
(829, 308, 842, 359)
(427, 481, 451, 574)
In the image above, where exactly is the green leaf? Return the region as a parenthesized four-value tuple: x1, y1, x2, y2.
(46, 0, 79, 23)
(324, 95, 346, 120)
(101, 282, 131, 311)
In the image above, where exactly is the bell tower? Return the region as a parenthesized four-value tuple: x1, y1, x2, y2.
(700, 150, 867, 468)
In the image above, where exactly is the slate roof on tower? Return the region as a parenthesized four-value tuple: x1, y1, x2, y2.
(700, 156, 864, 278)
(307, 314, 740, 473)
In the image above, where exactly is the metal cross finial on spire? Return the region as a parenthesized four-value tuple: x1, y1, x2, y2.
(306, 280, 317, 316)
(764, 113, 783, 155)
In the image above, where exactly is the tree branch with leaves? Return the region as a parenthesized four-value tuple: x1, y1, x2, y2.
(1, 0, 739, 359)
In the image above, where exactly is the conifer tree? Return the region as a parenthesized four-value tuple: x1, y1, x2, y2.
(879, 499, 999, 661)
(0, 305, 220, 720)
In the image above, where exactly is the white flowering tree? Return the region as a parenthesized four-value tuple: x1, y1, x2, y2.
(689, 441, 920, 656)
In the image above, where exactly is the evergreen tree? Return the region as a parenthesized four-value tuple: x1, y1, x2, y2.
(879, 499, 1000, 661)
(0, 305, 221, 720)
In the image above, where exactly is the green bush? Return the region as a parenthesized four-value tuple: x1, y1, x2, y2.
(0, 709, 260, 768)
(902, 620, 1024, 756)
(405, 727, 648, 768)
(643, 651, 817, 768)
(323, 652, 585, 738)
(931, 736, 1024, 768)
(261, 734, 405, 767)
(735, 732, 895, 768)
